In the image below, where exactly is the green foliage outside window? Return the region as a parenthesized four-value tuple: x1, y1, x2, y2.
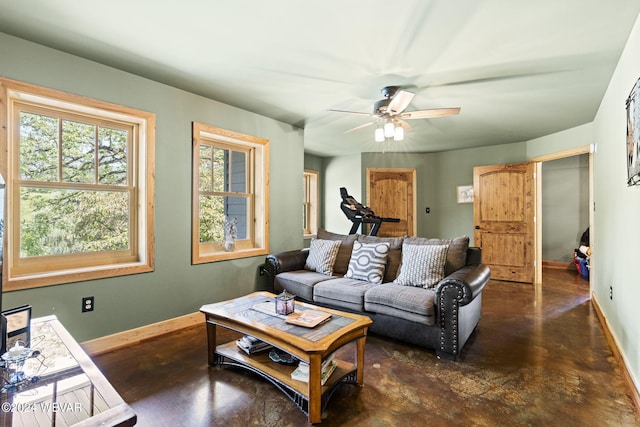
(18, 111, 131, 257)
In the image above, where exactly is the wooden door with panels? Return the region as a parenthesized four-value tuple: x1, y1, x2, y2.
(366, 168, 416, 237)
(473, 162, 535, 283)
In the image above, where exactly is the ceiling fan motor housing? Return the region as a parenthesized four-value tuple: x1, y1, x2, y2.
(374, 98, 391, 114)
(380, 85, 400, 99)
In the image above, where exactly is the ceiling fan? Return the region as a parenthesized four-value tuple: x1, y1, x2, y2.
(330, 86, 461, 141)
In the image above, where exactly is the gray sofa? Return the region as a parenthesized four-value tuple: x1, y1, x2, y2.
(264, 230, 490, 360)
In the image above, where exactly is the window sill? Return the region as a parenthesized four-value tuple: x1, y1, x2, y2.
(4, 261, 154, 291)
(192, 247, 268, 264)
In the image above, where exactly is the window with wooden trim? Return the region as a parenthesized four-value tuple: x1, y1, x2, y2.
(0, 78, 155, 290)
(303, 170, 319, 237)
(192, 122, 269, 263)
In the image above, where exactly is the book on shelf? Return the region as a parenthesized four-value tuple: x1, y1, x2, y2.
(285, 309, 331, 328)
(290, 354, 337, 385)
(236, 335, 272, 355)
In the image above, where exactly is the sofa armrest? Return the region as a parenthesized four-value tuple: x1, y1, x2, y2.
(435, 264, 490, 305)
(264, 249, 309, 292)
(434, 263, 490, 360)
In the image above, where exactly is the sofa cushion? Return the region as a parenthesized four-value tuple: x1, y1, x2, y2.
(345, 241, 390, 284)
(313, 277, 377, 312)
(357, 235, 404, 282)
(364, 283, 436, 326)
(317, 229, 357, 275)
(275, 270, 335, 302)
(304, 238, 342, 275)
(394, 244, 449, 288)
(403, 235, 469, 275)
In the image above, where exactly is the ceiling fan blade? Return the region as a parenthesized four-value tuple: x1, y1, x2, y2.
(345, 121, 376, 133)
(328, 109, 373, 117)
(387, 90, 415, 114)
(402, 107, 461, 119)
(397, 119, 411, 131)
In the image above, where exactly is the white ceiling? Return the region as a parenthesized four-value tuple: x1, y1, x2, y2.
(1, 0, 639, 156)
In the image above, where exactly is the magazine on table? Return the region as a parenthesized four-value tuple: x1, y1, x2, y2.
(290, 355, 337, 385)
(285, 309, 331, 328)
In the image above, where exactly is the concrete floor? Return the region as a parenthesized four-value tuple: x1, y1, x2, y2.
(94, 268, 639, 426)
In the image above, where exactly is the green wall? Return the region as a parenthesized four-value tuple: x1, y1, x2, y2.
(589, 12, 640, 391)
(541, 155, 590, 262)
(322, 155, 361, 234)
(0, 33, 304, 342)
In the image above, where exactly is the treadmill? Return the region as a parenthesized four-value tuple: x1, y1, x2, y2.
(339, 187, 400, 236)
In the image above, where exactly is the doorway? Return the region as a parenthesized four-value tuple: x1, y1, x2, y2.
(532, 146, 593, 287)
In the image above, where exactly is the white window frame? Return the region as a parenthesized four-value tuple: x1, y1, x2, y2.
(0, 78, 155, 291)
(192, 122, 269, 263)
(303, 169, 319, 238)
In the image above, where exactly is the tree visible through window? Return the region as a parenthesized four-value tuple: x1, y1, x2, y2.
(19, 112, 131, 256)
(1, 78, 155, 290)
(192, 122, 269, 263)
(198, 144, 248, 243)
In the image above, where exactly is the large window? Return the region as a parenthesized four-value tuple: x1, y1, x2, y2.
(1, 78, 155, 290)
(192, 122, 269, 263)
(303, 170, 319, 237)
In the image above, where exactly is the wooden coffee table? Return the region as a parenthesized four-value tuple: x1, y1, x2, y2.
(200, 292, 372, 424)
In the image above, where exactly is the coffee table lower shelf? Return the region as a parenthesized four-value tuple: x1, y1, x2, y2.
(214, 342, 358, 417)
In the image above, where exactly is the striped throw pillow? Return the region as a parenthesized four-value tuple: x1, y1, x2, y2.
(394, 244, 449, 288)
(305, 239, 342, 275)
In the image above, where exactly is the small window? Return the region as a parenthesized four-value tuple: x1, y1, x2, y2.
(1, 78, 155, 290)
(192, 122, 269, 263)
(303, 170, 319, 238)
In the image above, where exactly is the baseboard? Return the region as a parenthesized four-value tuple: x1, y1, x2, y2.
(591, 294, 640, 412)
(81, 311, 204, 356)
(542, 260, 576, 270)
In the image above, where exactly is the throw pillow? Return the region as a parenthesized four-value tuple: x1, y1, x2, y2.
(357, 235, 404, 282)
(403, 235, 469, 275)
(317, 229, 357, 275)
(394, 244, 449, 288)
(305, 239, 342, 275)
(345, 241, 390, 284)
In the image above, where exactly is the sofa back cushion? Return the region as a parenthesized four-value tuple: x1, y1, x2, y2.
(402, 235, 469, 276)
(317, 229, 357, 275)
(357, 235, 404, 282)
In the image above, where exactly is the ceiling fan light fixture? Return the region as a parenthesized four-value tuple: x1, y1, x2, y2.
(383, 121, 395, 138)
(394, 125, 404, 141)
(374, 127, 385, 142)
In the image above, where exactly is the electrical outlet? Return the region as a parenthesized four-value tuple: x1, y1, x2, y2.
(609, 286, 613, 300)
(82, 296, 94, 312)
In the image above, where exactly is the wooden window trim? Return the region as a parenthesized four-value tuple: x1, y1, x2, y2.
(191, 122, 269, 264)
(0, 78, 155, 291)
(303, 170, 319, 238)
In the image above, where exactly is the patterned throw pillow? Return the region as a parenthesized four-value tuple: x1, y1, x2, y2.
(305, 239, 342, 275)
(345, 241, 390, 284)
(394, 244, 449, 288)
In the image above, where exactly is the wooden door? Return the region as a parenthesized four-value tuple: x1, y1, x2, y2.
(366, 168, 416, 237)
(473, 162, 535, 283)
